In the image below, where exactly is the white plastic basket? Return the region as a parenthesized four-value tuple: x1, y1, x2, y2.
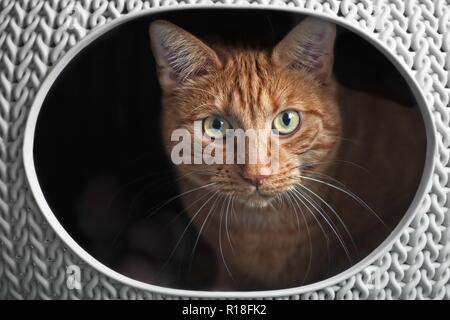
(0, 0, 448, 299)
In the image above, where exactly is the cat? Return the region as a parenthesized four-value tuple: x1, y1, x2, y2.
(148, 17, 426, 290)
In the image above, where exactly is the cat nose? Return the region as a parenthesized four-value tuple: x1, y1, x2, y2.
(241, 173, 270, 188)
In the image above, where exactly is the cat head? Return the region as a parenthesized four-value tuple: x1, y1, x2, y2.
(149, 17, 341, 208)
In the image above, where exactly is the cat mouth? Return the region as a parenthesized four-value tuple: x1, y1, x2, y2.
(235, 189, 276, 208)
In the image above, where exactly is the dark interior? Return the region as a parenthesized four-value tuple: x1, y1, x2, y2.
(33, 9, 418, 290)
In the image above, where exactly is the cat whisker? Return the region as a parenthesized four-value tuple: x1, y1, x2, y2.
(160, 188, 218, 276)
(107, 170, 211, 250)
(219, 194, 235, 281)
(275, 193, 284, 209)
(225, 194, 235, 253)
(289, 188, 331, 274)
(286, 190, 312, 285)
(320, 134, 363, 146)
(117, 170, 201, 220)
(291, 187, 352, 264)
(164, 184, 221, 229)
(297, 159, 370, 174)
(231, 195, 238, 221)
(116, 182, 217, 249)
(105, 170, 175, 213)
(144, 182, 217, 220)
(295, 183, 359, 256)
(296, 175, 388, 230)
(300, 169, 347, 189)
(284, 191, 301, 232)
(268, 199, 278, 211)
(188, 191, 221, 271)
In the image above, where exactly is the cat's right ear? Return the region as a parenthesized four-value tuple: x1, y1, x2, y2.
(272, 17, 336, 85)
(149, 20, 222, 90)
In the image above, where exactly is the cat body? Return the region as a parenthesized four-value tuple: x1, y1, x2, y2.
(174, 85, 425, 289)
(149, 18, 425, 289)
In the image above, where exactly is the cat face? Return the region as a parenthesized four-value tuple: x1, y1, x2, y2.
(149, 17, 341, 208)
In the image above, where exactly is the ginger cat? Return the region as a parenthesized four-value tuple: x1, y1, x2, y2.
(148, 17, 426, 290)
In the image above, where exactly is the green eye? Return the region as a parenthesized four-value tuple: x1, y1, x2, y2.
(203, 116, 231, 139)
(272, 110, 301, 135)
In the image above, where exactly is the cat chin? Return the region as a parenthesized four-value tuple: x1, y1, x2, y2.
(246, 200, 271, 209)
(235, 194, 273, 209)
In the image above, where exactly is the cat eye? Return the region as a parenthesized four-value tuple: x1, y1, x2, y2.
(203, 116, 232, 139)
(272, 110, 301, 135)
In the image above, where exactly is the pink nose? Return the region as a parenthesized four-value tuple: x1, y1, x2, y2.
(242, 173, 270, 188)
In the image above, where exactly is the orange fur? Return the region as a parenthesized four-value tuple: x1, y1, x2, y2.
(149, 18, 426, 289)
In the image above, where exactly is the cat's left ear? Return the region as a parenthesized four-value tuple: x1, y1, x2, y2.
(272, 17, 336, 85)
(149, 20, 222, 90)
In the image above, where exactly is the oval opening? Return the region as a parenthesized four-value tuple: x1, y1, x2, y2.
(24, 8, 434, 295)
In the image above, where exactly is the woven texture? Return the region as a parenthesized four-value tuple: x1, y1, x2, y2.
(0, 0, 449, 300)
